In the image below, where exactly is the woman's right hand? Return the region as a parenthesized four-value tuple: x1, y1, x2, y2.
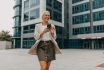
(43, 28, 50, 33)
(39, 28, 49, 39)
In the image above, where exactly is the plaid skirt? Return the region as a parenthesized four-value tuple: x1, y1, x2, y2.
(36, 40, 56, 61)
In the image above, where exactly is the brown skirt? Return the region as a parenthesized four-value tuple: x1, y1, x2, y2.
(36, 40, 56, 61)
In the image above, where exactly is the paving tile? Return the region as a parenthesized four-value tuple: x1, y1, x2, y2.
(0, 49, 104, 70)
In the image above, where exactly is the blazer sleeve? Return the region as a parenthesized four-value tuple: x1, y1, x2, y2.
(34, 24, 40, 40)
(51, 24, 57, 40)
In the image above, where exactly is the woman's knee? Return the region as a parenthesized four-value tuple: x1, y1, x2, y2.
(41, 65, 47, 70)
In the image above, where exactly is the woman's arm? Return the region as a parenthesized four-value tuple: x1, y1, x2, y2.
(34, 24, 40, 40)
(50, 24, 56, 39)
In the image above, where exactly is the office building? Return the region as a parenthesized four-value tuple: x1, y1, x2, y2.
(13, 0, 64, 48)
(67, 0, 104, 49)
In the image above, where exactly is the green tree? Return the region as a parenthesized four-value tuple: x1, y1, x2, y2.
(0, 31, 12, 41)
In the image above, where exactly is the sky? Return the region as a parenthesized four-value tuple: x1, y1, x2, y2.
(0, 0, 14, 35)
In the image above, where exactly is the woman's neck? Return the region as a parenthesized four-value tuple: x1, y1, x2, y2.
(42, 21, 48, 25)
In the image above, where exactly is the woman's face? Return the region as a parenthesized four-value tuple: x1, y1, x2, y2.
(42, 13, 50, 22)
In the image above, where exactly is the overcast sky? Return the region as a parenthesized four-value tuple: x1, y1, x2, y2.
(0, 0, 14, 35)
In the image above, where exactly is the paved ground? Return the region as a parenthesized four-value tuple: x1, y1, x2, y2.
(0, 49, 104, 70)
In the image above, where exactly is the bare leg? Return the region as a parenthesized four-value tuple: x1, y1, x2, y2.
(39, 61, 48, 70)
(46, 61, 51, 70)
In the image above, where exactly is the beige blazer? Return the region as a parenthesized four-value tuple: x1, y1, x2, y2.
(28, 23, 61, 55)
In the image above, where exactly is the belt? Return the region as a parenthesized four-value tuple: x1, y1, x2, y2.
(40, 40, 51, 43)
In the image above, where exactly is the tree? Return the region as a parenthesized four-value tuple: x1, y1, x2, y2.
(0, 31, 12, 41)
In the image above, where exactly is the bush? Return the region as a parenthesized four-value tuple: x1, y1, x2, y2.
(0, 31, 12, 41)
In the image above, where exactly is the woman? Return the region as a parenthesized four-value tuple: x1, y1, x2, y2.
(29, 11, 61, 70)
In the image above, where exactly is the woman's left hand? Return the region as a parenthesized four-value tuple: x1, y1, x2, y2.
(50, 27, 54, 33)
(50, 27, 55, 38)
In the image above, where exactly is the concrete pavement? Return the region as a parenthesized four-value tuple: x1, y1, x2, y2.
(0, 49, 104, 70)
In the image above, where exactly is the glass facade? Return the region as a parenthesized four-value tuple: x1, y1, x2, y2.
(14, 38, 21, 48)
(93, 10, 104, 21)
(53, 0, 62, 11)
(53, 11, 62, 22)
(56, 26, 62, 34)
(72, 0, 104, 14)
(55, 26, 63, 48)
(23, 38, 35, 48)
(15, 0, 21, 5)
(23, 24, 35, 34)
(72, 10, 104, 24)
(24, 0, 40, 10)
(73, 25, 104, 35)
(15, 6, 20, 15)
(72, 2, 89, 14)
(72, 0, 84, 4)
(13, 0, 22, 48)
(24, 12, 29, 21)
(24, 0, 29, 10)
(93, 0, 104, 9)
(73, 27, 90, 35)
(30, 0, 40, 8)
(73, 14, 90, 24)
(94, 25, 104, 33)
(23, 8, 40, 22)
(30, 8, 40, 20)
(14, 27, 21, 37)
(46, 0, 62, 22)
(46, 0, 52, 7)
(15, 17, 21, 27)
(71, 0, 104, 49)
(13, 0, 21, 37)
(68, 39, 83, 48)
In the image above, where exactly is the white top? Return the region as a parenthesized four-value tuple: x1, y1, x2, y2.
(41, 24, 52, 41)
(34, 23, 56, 41)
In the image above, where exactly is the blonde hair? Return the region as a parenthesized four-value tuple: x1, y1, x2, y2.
(41, 11, 50, 17)
(40, 11, 50, 21)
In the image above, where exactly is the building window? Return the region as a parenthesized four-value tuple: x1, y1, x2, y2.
(72, 2, 89, 14)
(46, 0, 62, 22)
(15, 0, 21, 5)
(23, 26, 29, 33)
(72, 0, 84, 4)
(30, 0, 40, 8)
(15, 17, 20, 26)
(24, 12, 29, 21)
(14, 27, 21, 37)
(53, 11, 62, 22)
(56, 26, 62, 34)
(72, 14, 90, 24)
(24, 0, 29, 10)
(94, 25, 104, 33)
(85, 27, 90, 33)
(23, 24, 35, 33)
(46, 0, 52, 7)
(15, 7, 20, 16)
(93, 10, 104, 21)
(30, 8, 40, 20)
(93, 0, 104, 9)
(23, 38, 35, 48)
(73, 10, 104, 24)
(73, 27, 90, 35)
(53, 1, 62, 12)
(30, 24, 35, 33)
